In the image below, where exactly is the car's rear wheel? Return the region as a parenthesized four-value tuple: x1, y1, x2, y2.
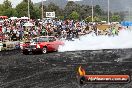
(42, 47, 47, 54)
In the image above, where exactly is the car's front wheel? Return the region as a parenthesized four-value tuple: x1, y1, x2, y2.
(42, 47, 47, 54)
(22, 51, 29, 55)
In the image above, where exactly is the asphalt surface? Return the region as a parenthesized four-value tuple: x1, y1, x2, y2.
(0, 49, 132, 88)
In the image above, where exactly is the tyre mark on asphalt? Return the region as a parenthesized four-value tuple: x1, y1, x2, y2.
(41, 77, 70, 88)
(0, 69, 56, 87)
(0, 70, 48, 88)
(0, 68, 73, 88)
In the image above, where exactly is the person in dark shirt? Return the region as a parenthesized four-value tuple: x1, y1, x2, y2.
(11, 33, 17, 41)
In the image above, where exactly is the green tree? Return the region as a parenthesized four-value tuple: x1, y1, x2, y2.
(33, 6, 41, 19)
(79, 5, 91, 20)
(94, 16, 101, 22)
(3, 0, 12, 9)
(16, 1, 28, 17)
(0, 0, 17, 17)
(3, 8, 17, 17)
(85, 16, 92, 22)
(57, 16, 64, 20)
(69, 11, 79, 20)
(47, 2, 62, 17)
(64, 1, 80, 18)
(111, 15, 121, 22)
(16, 0, 38, 19)
(85, 16, 101, 22)
(0, 4, 4, 15)
(112, 12, 125, 21)
(94, 5, 102, 16)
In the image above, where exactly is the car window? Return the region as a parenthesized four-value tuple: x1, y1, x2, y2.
(49, 37, 56, 42)
(39, 37, 49, 42)
(32, 38, 38, 42)
(31, 37, 49, 42)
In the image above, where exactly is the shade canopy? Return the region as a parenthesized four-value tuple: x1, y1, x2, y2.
(20, 16, 29, 20)
(10, 17, 18, 20)
(0, 16, 8, 19)
(23, 22, 34, 27)
(121, 21, 132, 26)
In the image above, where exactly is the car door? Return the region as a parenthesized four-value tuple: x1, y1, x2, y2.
(50, 37, 59, 50)
(48, 37, 58, 51)
(46, 42, 54, 51)
(46, 37, 55, 51)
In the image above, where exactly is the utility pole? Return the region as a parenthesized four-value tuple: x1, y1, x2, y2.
(28, 0, 30, 19)
(42, 0, 44, 19)
(91, 0, 94, 22)
(108, 0, 110, 23)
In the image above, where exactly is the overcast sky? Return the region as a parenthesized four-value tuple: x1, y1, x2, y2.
(0, 0, 44, 7)
(0, 0, 81, 7)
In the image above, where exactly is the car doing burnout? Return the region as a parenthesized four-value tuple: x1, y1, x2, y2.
(21, 36, 64, 54)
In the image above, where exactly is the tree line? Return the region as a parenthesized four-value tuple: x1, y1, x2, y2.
(0, 0, 125, 22)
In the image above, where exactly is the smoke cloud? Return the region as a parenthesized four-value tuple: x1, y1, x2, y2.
(58, 29, 132, 52)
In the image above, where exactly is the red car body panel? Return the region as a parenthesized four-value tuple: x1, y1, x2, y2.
(22, 36, 64, 53)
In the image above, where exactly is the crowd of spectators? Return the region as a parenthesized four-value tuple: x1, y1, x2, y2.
(0, 17, 122, 42)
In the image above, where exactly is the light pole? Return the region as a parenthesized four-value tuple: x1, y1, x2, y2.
(108, 0, 110, 23)
(91, 0, 94, 22)
(28, 0, 30, 19)
(42, 0, 44, 19)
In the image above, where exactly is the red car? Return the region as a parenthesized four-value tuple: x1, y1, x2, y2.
(22, 36, 64, 54)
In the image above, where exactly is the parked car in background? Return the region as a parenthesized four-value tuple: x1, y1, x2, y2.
(21, 36, 64, 55)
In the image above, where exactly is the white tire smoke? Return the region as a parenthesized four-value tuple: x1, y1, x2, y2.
(58, 29, 132, 52)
